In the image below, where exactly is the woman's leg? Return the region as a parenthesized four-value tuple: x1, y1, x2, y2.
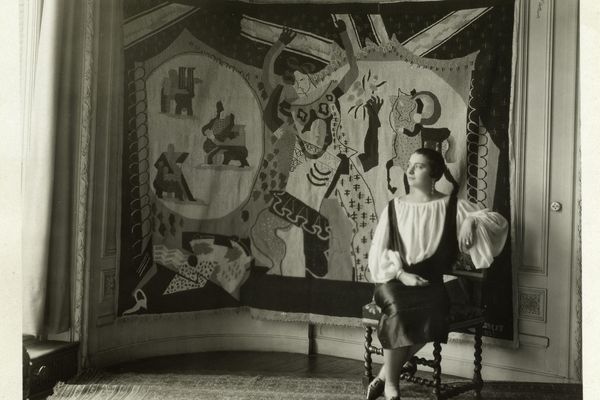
(405, 343, 425, 369)
(382, 343, 427, 398)
(376, 364, 386, 380)
(376, 342, 425, 381)
(383, 346, 410, 398)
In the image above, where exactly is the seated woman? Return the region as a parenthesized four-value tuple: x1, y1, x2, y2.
(366, 148, 508, 400)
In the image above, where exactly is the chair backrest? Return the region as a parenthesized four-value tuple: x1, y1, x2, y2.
(446, 253, 488, 309)
(449, 252, 487, 279)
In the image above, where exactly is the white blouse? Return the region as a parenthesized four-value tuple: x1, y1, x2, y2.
(368, 196, 508, 283)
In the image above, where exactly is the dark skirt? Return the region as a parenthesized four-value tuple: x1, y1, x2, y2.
(374, 280, 450, 349)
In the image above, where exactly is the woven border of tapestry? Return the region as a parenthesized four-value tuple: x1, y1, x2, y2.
(118, 0, 516, 340)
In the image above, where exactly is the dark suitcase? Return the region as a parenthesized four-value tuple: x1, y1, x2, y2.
(23, 340, 79, 400)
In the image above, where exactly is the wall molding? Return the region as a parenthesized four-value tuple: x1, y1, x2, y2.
(314, 333, 570, 383)
(568, 4, 582, 382)
(538, 0, 554, 277)
(518, 0, 554, 276)
(546, 0, 579, 380)
(91, 333, 310, 368)
(73, 0, 97, 348)
(94, 0, 123, 261)
(519, 333, 549, 348)
(571, 123, 582, 381)
(86, 0, 126, 367)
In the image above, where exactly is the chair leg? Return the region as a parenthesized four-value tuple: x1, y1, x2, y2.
(432, 341, 443, 400)
(363, 326, 375, 389)
(473, 325, 484, 399)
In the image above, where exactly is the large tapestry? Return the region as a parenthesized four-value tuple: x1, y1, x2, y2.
(119, 0, 516, 340)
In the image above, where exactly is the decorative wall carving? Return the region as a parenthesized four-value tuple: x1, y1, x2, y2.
(101, 270, 116, 301)
(518, 287, 547, 322)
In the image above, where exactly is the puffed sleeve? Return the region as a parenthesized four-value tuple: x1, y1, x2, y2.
(368, 202, 404, 283)
(457, 199, 508, 269)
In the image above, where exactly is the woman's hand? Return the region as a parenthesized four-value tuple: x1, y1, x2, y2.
(398, 272, 429, 287)
(459, 216, 477, 253)
(379, 249, 402, 273)
(334, 19, 347, 33)
(278, 27, 297, 45)
(365, 96, 384, 118)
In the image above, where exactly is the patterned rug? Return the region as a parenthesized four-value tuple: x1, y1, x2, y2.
(48, 370, 582, 400)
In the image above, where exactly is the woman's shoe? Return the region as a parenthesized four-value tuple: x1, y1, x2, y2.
(400, 360, 417, 376)
(365, 377, 385, 400)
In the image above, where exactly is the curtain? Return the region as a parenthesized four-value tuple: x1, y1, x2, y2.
(22, 0, 86, 337)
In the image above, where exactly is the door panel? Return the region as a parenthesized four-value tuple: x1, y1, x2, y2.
(516, 0, 578, 379)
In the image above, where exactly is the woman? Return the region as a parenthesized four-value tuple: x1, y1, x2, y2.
(366, 148, 508, 400)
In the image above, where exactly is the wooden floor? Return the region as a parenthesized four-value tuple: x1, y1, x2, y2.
(108, 351, 367, 379)
(100, 352, 582, 399)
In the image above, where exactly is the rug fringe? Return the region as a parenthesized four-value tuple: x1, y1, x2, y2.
(49, 383, 148, 400)
(47, 372, 581, 400)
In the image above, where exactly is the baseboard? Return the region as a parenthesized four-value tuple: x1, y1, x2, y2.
(87, 318, 575, 383)
(90, 333, 310, 367)
(314, 334, 574, 384)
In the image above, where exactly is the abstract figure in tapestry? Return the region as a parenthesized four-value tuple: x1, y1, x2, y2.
(256, 20, 380, 280)
(200, 101, 250, 167)
(122, 288, 147, 315)
(153, 143, 195, 201)
(344, 67, 388, 172)
(358, 95, 384, 172)
(121, 233, 252, 316)
(158, 233, 253, 300)
(262, 22, 358, 157)
(160, 67, 202, 116)
(386, 89, 452, 193)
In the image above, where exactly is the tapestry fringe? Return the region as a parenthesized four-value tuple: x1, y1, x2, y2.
(116, 306, 364, 328)
(248, 307, 365, 328)
(115, 306, 247, 324)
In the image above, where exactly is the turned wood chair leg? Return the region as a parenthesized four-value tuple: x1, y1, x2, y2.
(432, 341, 443, 400)
(363, 326, 374, 389)
(473, 325, 484, 399)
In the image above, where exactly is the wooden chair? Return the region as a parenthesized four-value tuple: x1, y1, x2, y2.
(361, 262, 487, 400)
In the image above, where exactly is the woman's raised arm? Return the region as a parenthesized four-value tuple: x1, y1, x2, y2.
(456, 199, 509, 269)
(262, 28, 296, 94)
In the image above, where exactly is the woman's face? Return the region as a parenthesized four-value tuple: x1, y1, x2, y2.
(293, 71, 312, 96)
(406, 153, 435, 189)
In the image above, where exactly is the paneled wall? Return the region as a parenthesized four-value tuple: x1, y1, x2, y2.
(85, 0, 580, 382)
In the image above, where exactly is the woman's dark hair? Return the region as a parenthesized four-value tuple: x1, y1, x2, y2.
(282, 57, 317, 85)
(414, 148, 445, 181)
(403, 148, 459, 196)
